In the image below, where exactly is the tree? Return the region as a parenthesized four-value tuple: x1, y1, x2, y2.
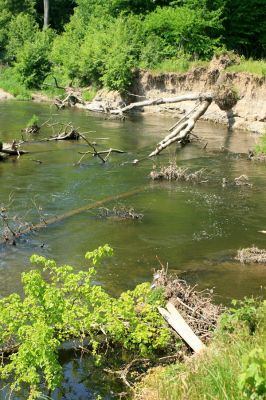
(43, 0, 49, 28)
(223, 0, 266, 58)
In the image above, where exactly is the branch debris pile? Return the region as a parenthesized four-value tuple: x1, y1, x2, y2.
(153, 268, 223, 342)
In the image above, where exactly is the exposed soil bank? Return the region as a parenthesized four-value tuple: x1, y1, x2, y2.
(0, 88, 14, 100)
(130, 70, 266, 134)
(91, 58, 266, 134)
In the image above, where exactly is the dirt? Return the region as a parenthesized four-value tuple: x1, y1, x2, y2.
(0, 89, 14, 100)
(88, 56, 266, 134)
(1, 56, 265, 133)
(128, 61, 266, 133)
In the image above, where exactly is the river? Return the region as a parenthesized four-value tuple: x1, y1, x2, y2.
(0, 100, 266, 398)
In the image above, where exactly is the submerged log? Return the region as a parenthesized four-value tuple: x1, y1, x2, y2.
(0, 186, 148, 246)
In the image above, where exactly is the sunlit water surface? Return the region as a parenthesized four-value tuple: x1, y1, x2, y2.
(0, 101, 265, 398)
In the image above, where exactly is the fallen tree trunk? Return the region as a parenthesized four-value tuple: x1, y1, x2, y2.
(109, 93, 212, 115)
(149, 98, 212, 157)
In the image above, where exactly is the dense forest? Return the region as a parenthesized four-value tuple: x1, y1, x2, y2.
(0, 0, 265, 93)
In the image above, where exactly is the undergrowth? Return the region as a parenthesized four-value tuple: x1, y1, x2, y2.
(255, 132, 266, 154)
(0, 67, 31, 100)
(148, 58, 208, 74)
(226, 59, 266, 77)
(0, 245, 171, 399)
(135, 297, 266, 400)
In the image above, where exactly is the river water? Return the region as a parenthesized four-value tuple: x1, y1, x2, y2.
(0, 101, 266, 398)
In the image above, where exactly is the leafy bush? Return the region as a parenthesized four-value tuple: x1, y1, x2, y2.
(0, 67, 31, 99)
(0, 246, 170, 399)
(14, 29, 54, 89)
(6, 13, 38, 62)
(78, 15, 142, 91)
(136, 297, 266, 400)
(142, 6, 222, 62)
(239, 346, 266, 399)
(219, 297, 260, 334)
(51, 12, 87, 82)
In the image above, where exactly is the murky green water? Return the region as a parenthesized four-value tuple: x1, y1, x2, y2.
(0, 100, 266, 398)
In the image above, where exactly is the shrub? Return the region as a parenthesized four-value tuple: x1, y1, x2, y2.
(142, 6, 222, 62)
(239, 346, 266, 399)
(0, 67, 31, 99)
(0, 246, 170, 398)
(14, 29, 54, 89)
(6, 13, 38, 62)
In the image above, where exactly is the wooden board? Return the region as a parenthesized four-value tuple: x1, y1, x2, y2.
(158, 301, 205, 353)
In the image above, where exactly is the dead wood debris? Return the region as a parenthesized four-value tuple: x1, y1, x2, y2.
(22, 124, 40, 134)
(98, 206, 143, 220)
(249, 152, 266, 162)
(153, 267, 223, 342)
(235, 246, 266, 264)
(150, 163, 207, 183)
(234, 175, 252, 187)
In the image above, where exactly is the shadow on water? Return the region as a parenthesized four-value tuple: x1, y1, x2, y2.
(0, 101, 266, 398)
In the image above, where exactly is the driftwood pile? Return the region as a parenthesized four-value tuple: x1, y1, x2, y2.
(153, 268, 223, 343)
(150, 163, 206, 183)
(235, 246, 266, 264)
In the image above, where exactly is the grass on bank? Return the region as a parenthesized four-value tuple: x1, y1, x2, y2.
(135, 298, 266, 400)
(147, 57, 208, 74)
(255, 132, 266, 155)
(0, 67, 31, 100)
(226, 59, 266, 77)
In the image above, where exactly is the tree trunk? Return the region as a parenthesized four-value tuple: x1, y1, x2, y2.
(149, 98, 212, 157)
(43, 0, 49, 29)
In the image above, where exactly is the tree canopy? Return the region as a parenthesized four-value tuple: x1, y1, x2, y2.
(0, 0, 265, 92)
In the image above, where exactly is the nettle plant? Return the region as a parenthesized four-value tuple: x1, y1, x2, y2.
(0, 245, 170, 399)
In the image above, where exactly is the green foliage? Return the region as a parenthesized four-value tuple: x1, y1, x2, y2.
(137, 298, 266, 400)
(255, 133, 266, 155)
(142, 5, 222, 62)
(51, 12, 87, 81)
(223, 0, 266, 58)
(0, 246, 170, 398)
(85, 243, 113, 265)
(0, 0, 36, 59)
(0, 67, 31, 99)
(82, 87, 98, 102)
(226, 59, 266, 77)
(14, 29, 54, 88)
(239, 346, 266, 399)
(27, 114, 39, 127)
(0, 0, 265, 93)
(219, 297, 260, 334)
(147, 54, 208, 74)
(78, 15, 142, 91)
(6, 13, 38, 62)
